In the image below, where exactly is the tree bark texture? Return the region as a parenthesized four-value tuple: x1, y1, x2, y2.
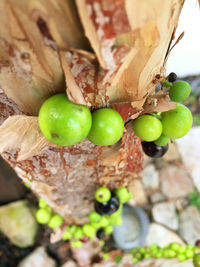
(0, 0, 184, 224)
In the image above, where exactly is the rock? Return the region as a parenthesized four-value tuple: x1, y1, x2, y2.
(135, 258, 193, 267)
(0, 156, 26, 204)
(112, 205, 149, 250)
(162, 142, 180, 162)
(160, 165, 194, 199)
(174, 197, 189, 211)
(178, 206, 200, 244)
(71, 239, 102, 267)
(62, 261, 78, 267)
(152, 202, 178, 230)
(18, 247, 56, 267)
(145, 223, 185, 247)
(141, 164, 159, 193)
(176, 127, 200, 191)
(128, 180, 147, 206)
(143, 154, 152, 167)
(0, 200, 38, 248)
(150, 192, 166, 204)
(93, 255, 193, 267)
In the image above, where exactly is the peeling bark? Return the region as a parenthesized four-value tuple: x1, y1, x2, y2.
(0, 91, 142, 223)
(0, 0, 184, 225)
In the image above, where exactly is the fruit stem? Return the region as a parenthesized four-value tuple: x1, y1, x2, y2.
(161, 79, 172, 88)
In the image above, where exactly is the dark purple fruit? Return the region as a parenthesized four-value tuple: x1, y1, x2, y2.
(168, 72, 177, 83)
(196, 240, 200, 247)
(96, 228, 105, 239)
(95, 193, 120, 215)
(141, 141, 168, 158)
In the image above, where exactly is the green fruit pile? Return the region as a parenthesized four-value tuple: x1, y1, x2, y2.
(130, 243, 197, 264)
(38, 93, 124, 147)
(61, 186, 132, 247)
(36, 198, 63, 229)
(103, 243, 200, 265)
(36, 187, 132, 248)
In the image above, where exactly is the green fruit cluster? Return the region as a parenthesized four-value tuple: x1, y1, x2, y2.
(133, 103, 192, 144)
(62, 186, 133, 247)
(36, 198, 63, 229)
(38, 93, 124, 147)
(102, 243, 200, 264)
(35, 187, 132, 248)
(133, 77, 192, 147)
(131, 243, 197, 264)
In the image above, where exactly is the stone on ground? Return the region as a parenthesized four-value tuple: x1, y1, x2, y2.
(141, 164, 159, 193)
(145, 223, 185, 247)
(18, 247, 56, 267)
(0, 200, 38, 247)
(176, 127, 200, 191)
(160, 165, 194, 198)
(152, 202, 178, 230)
(178, 206, 200, 244)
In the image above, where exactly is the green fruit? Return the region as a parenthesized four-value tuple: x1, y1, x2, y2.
(88, 108, 124, 146)
(154, 135, 170, 146)
(98, 216, 110, 227)
(38, 198, 48, 208)
(169, 81, 191, 102)
(104, 225, 113, 234)
(95, 187, 111, 203)
(170, 243, 181, 251)
(133, 115, 162, 142)
(69, 225, 77, 234)
(36, 208, 51, 224)
(48, 213, 63, 229)
(132, 257, 139, 264)
(62, 227, 72, 241)
(103, 253, 110, 260)
(83, 224, 95, 238)
(185, 249, 194, 259)
(89, 211, 101, 223)
(73, 227, 84, 239)
(177, 254, 186, 262)
(194, 253, 200, 267)
(71, 240, 83, 248)
(115, 217, 122, 225)
(38, 93, 92, 146)
(161, 104, 193, 139)
(115, 187, 130, 203)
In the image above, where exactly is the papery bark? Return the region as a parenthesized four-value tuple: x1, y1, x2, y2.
(76, 0, 184, 106)
(0, 0, 184, 225)
(0, 91, 142, 223)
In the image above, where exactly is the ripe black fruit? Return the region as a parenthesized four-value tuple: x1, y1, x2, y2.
(96, 228, 105, 239)
(95, 193, 120, 215)
(142, 141, 168, 158)
(168, 72, 177, 83)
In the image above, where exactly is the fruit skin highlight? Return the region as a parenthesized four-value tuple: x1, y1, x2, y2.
(161, 103, 193, 139)
(133, 115, 162, 142)
(38, 93, 92, 146)
(87, 108, 124, 146)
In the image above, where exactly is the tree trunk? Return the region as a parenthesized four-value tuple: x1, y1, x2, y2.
(0, 0, 184, 224)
